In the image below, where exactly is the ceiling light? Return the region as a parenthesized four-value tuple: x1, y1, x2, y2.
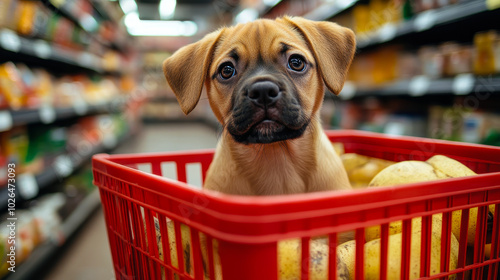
(235, 8, 259, 24)
(125, 13, 197, 36)
(118, 0, 137, 14)
(159, 0, 176, 20)
(263, 0, 282, 6)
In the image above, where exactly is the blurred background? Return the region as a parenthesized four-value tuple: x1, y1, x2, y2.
(0, 0, 499, 279)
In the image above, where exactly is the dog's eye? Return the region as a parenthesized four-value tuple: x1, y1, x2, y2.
(288, 55, 306, 72)
(219, 63, 236, 80)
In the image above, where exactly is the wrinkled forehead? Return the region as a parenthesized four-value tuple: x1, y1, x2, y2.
(212, 19, 313, 64)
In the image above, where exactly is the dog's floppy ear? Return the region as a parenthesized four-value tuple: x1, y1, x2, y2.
(281, 17, 356, 95)
(163, 30, 223, 114)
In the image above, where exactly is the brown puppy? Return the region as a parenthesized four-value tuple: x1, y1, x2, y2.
(163, 17, 355, 196)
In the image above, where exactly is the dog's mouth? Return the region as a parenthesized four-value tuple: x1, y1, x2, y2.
(228, 116, 309, 144)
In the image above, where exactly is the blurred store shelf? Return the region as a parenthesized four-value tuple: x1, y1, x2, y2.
(3, 189, 101, 280)
(0, 131, 129, 212)
(340, 75, 500, 99)
(356, 0, 494, 49)
(0, 29, 104, 74)
(0, 99, 128, 133)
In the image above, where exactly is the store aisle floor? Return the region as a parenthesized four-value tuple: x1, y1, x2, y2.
(44, 123, 218, 280)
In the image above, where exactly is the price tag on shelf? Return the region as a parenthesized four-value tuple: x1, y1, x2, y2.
(377, 23, 397, 43)
(18, 173, 39, 200)
(102, 134, 118, 150)
(414, 10, 437, 32)
(0, 110, 13, 132)
(39, 105, 56, 124)
(452, 73, 475, 95)
(0, 29, 21, 52)
(409, 75, 431, 96)
(54, 155, 73, 178)
(487, 0, 500, 10)
(33, 40, 51, 59)
(339, 81, 357, 100)
(73, 101, 89, 116)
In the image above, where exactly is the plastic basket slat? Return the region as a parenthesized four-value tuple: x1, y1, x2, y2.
(301, 236, 310, 280)
(174, 221, 186, 275)
(380, 223, 389, 280)
(488, 203, 500, 280)
(354, 228, 365, 280)
(328, 232, 337, 280)
(206, 234, 216, 280)
(473, 205, 489, 279)
(420, 215, 432, 278)
(440, 211, 452, 280)
(401, 219, 411, 280)
(456, 208, 469, 280)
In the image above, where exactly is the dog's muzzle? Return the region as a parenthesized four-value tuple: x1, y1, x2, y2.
(227, 79, 308, 144)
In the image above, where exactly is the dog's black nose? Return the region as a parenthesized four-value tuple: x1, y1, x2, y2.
(247, 81, 281, 107)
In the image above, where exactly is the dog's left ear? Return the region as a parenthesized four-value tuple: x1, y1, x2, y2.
(281, 17, 356, 95)
(163, 30, 224, 114)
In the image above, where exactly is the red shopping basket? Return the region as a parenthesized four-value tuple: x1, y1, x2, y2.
(92, 130, 500, 280)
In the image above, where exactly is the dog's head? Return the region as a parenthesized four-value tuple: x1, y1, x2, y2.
(163, 17, 355, 144)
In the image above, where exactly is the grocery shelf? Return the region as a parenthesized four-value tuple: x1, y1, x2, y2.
(0, 29, 103, 74)
(356, 0, 494, 49)
(0, 99, 128, 132)
(341, 75, 500, 99)
(41, 0, 125, 52)
(3, 189, 101, 280)
(0, 132, 127, 212)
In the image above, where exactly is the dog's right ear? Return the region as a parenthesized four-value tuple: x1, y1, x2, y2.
(163, 30, 223, 115)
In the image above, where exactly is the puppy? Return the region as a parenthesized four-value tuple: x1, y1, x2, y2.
(163, 17, 355, 196)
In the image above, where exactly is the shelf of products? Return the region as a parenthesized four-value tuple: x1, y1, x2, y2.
(1, 188, 101, 280)
(0, 0, 142, 279)
(0, 101, 127, 133)
(41, 0, 129, 52)
(0, 29, 103, 74)
(0, 0, 134, 75)
(355, 0, 495, 49)
(342, 75, 500, 98)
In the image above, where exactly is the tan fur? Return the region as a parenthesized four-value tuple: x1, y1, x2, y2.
(163, 17, 356, 196)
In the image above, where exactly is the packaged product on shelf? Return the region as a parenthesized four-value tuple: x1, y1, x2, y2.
(16, 0, 50, 39)
(102, 50, 121, 72)
(418, 46, 444, 79)
(474, 30, 497, 76)
(32, 68, 54, 107)
(494, 35, 500, 73)
(397, 51, 420, 80)
(384, 114, 427, 137)
(30, 193, 65, 244)
(0, 62, 27, 110)
(461, 112, 487, 143)
(0, 0, 18, 31)
(0, 211, 38, 277)
(447, 44, 473, 75)
(0, 145, 7, 185)
(47, 15, 74, 48)
(53, 76, 86, 108)
(0, 127, 29, 172)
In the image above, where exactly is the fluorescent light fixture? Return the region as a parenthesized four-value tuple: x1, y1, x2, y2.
(263, 0, 282, 6)
(159, 0, 176, 20)
(119, 0, 138, 14)
(125, 12, 197, 36)
(235, 8, 259, 24)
